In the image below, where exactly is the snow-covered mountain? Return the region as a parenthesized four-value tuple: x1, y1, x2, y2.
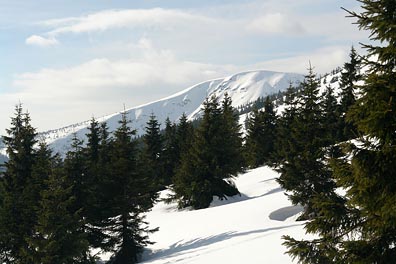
(41, 70, 304, 154)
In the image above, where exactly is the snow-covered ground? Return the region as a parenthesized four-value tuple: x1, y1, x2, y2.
(130, 166, 307, 264)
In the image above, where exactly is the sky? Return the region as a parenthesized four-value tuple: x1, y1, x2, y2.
(0, 0, 371, 133)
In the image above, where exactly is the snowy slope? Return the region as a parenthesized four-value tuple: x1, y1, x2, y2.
(102, 166, 306, 264)
(39, 70, 303, 154)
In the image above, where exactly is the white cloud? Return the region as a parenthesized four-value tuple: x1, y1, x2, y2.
(25, 35, 59, 47)
(10, 38, 238, 130)
(254, 46, 349, 74)
(45, 8, 216, 36)
(246, 13, 305, 35)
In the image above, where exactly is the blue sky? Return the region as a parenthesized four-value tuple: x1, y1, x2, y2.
(0, 0, 370, 133)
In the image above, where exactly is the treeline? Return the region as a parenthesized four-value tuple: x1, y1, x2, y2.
(274, 1, 396, 263)
(0, 93, 246, 263)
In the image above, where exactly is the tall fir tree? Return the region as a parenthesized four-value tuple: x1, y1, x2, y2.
(107, 112, 157, 264)
(161, 118, 178, 186)
(339, 46, 361, 140)
(83, 118, 116, 252)
(274, 83, 300, 165)
(28, 143, 90, 264)
(175, 113, 194, 159)
(321, 85, 341, 146)
(64, 134, 86, 217)
(0, 104, 38, 263)
(172, 95, 242, 209)
(276, 67, 336, 219)
(283, 1, 396, 263)
(142, 113, 164, 190)
(245, 96, 277, 168)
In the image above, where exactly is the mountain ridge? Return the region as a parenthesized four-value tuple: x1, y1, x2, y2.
(38, 69, 304, 154)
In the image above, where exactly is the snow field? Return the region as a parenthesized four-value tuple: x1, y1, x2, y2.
(140, 166, 307, 264)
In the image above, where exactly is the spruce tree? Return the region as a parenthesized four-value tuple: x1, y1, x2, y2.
(0, 104, 38, 263)
(274, 83, 299, 165)
(283, 1, 396, 262)
(29, 144, 90, 264)
(276, 67, 335, 219)
(175, 113, 194, 159)
(245, 97, 277, 168)
(172, 95, 242, 209)
(161, 118, 178, 186)
(219, 93, 244, 179)
(339, 46, 361, 140)
(244, 107, 264, 167)
(107, 112, 157, 264)
(321, 85, 341, 146)
(83, 118, 116, 252)
(142, 114, 164, 190)
(64, 134, 86, 217)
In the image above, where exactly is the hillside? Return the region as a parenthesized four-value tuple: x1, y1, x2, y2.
(39, 70, 304, 154)
(95, 166, 307, 263)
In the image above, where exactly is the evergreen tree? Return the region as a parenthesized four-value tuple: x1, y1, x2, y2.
(274, 83, 300, 165)
(245, 96, 277, 167)
(29, 144, 90, 264)
(142, 114, 164, 190)
(244, 107, 264, 167)
(321, 85, 341, 146)
(107, 112, 157, 264)
(0, 104, 38, 263)
(172, 95, 242, 209)
(283, 1, 396, 262)
(276, 67, 336, 219)
(83, 118, 116, 252)
(219, 93, 244, 176)
(161, 118, 178, 186)
(339, 46, 361, 140)
(64, 134, 86, 216)
(175, 113, 194, 158)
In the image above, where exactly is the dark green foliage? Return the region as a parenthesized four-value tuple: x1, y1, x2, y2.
(244, 97, 277, 168)
(321, 85, 341, 145)
(161, 118, 179, 186)
(29, 144, 90, 264)
(142, 114, 165, 190)
(106, 112, 158, 264)
(83, 119, 117, 252)
(0, 104, 38, 263)
(172, 95, 242, 209)
(64, 134, 87, 216)
(274, 83, 300, 165)
(276, 67, 336, 219)
(283, 1, 396, 263)
(339, 47, 361, 140)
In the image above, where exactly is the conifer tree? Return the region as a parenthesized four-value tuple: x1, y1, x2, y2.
(29, 144, 90, 264)
(83, 118, 116, 252)
(339, 46, 361, 140)
(175, 113, 194, 158)
(321, 85, 341, 146)
(245, 97, 277, 167)
(244, 107, 264, 167)
(0, 104, 38, 263)
(277, 67, 335, 219)
(64, 134, 86, 216)
(142, 114, 164, 190)
(172, 95, 242, 209)
(283, 1, 396, 262)
(274, 83, 300, 165)
(161, 118, 178, 186)
(107, 112, 157, 264)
